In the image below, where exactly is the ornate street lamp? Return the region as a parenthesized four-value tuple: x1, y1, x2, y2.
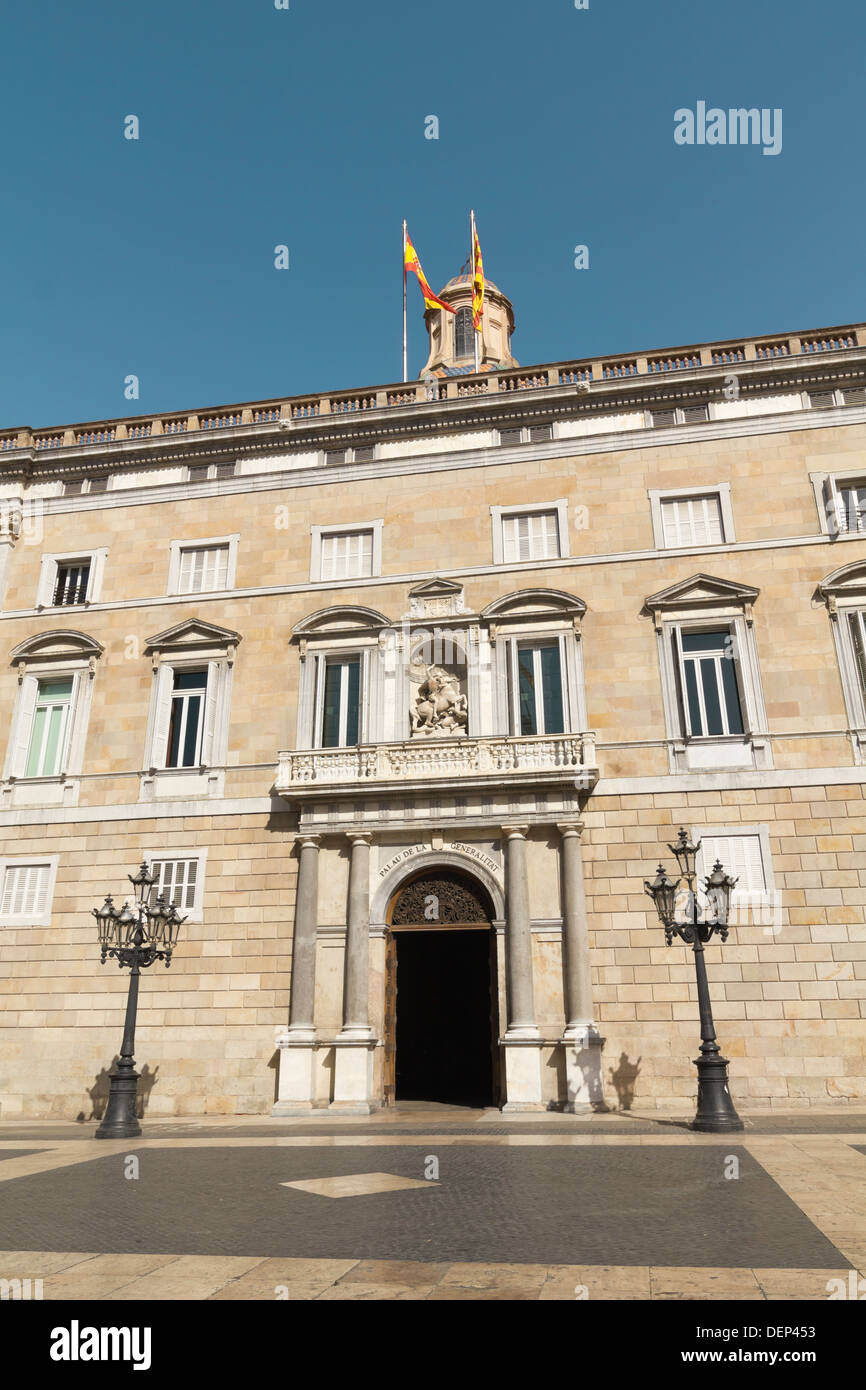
(645, 828, 743, 1133)
(91, 863, 186, 1140)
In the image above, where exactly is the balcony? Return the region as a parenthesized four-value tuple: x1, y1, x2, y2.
(274, 731, 598, 800)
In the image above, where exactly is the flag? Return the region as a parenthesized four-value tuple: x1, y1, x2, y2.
(471, 222, 485, 329)
(404, 233, 456, 314)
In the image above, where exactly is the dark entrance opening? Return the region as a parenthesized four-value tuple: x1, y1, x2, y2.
(394, 928, 495, 1107)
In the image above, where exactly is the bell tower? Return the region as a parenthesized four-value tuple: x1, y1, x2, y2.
(421, 272, 517, 377)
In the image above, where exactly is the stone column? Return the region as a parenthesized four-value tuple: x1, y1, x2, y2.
(501, 824, 544, 1111)
(273, 833, 320, 1115)
(558, 822, 604, 1112)
(333, 833, 376, 1112)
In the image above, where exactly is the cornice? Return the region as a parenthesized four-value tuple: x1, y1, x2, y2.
(1, 335, 864, 482)
(12, 399, 866, 518)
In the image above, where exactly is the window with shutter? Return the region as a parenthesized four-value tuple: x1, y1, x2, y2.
(660, 495, 724, 547)
(502, 510, 560, 563)
(652, 408, 677, 428)
(320, 530, 374, 581)
(699, 832, 767, 924)
(177, 545, 230, 594)
(499, 428, 522, 447)
(149, 857, 198, 912)
(1, 863, 51, 917)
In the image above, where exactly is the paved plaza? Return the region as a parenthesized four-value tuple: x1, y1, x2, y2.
(1, 1104, 865, 1301)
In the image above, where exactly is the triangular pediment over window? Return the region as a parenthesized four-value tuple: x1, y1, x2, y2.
(408, 578, 464, 600)
(145, 618, 242, 654)
(818, 559, 866, 607)
(10, 629, 104, 664)
(481, 588, 586, 623)
(644, 574, 760, 614)
(293, 605, 390, 640)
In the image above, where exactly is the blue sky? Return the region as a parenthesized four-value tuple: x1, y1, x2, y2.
(0, 0, 863, 427)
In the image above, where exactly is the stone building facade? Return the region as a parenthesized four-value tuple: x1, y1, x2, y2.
(0, 279, 865, 1116)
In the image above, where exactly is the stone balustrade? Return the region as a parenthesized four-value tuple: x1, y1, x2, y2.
(274, 730, 598, 796)
(1, 323, 862, 456)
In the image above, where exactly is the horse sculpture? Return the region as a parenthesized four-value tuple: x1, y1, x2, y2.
(411, 665, 468, 735)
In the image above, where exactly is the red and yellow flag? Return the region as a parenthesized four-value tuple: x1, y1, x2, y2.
(472, 222, 485, 329)
(404, 232, 456, 314)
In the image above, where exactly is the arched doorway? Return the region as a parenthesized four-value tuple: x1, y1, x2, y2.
(384, 869, 499, 1108)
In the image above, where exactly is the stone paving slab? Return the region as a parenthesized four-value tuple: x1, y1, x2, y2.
(0, 1250, 854, 1301)
(0, 1144, 850, 1270)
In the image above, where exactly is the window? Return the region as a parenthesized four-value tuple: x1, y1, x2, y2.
(37, 550, 107, 608)
(846, 610, 866, 703)
(513, 642, 565, 735)
(141, 619, 240, 797)
(25, 677, 75, 777)
(649, 486, 733, 549)
(645, 574, 770, 772)
(491, 501, 570, 566)
(836, 483, 866, 535)
(499, 427, 522, 447)
(321, 530, 373, 581)
(145, 850, 207, 921)
(817, 560, 866, 761)
(504, 511, 558, 562)
(150, 857, 198, 912)
(661, 496, 724, 548)
(0, 857, 59, 926)
(166, 669, 208, 767)
(482, 590, 588, 740)
(310, 522, 383, 582)
(292, 606, 385, 748)
(455, 307, 474, 360)
(675, 629, 744, 737)
(187, 462, 236, 482)
(178, 545, 230, 594)
(696, 828, 775, 928)
(528, 424, 552, 442)
(319, 656, 361, 747)
(53, 561, 91, 607)
(4, 632, 103, 804)
(651, 408, 677, 428)
(167, 536, 238, 595)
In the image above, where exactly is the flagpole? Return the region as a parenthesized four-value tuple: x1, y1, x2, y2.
(402, 219, 408, 383)
(470, 208, 480, 374)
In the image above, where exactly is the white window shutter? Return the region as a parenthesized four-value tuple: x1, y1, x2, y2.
(824, 477, 845, 536)
(37, 558, 55, 608)
(151, 664, 174, 769)
(672, 625, 691, 735)
(200, 662, 220, 766)
(60, 670, 81, 774)
(10, 675, 39, 777)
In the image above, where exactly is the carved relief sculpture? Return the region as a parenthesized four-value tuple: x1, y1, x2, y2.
(410, 663, 468, 737)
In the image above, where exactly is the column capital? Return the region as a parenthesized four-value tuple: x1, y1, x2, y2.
(556, 821, 586, 840)
(500, 823, 530, 840)
(346, 831, 374, 847)
(296, 833, 321, 850)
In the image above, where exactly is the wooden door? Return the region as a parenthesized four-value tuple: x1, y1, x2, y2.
(383, 930, 397, 1105)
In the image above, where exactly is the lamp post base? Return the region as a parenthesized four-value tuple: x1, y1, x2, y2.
(690, 1051, 744, 1133)
(94, 1062, 142, 1140)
